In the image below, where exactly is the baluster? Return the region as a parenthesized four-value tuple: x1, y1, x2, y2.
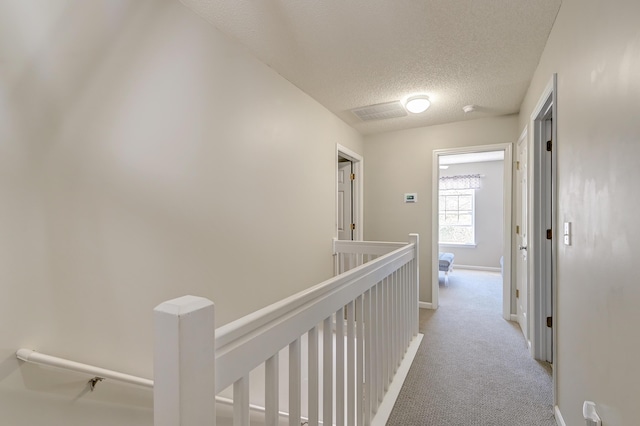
(394, 270, 401, 371)
(408, 264, 412, 344)
(309, 327, 319, 426)
(410, 233, 420, 336)
(384, 277, 393, 391)
(324, 316, 334, 426)
(414, 258, 419, 336)
(336, 308, 345, 426)
(233, 375, 250, 426)
(356, 295, 364, 426)
(364, 289, 372, 425)
(382, 277, 389, 393)
(403, 265, 409, 351)
(371, 284, 379, 414)
(289, 338, 301, 426)
(347, 301, 356, 426)
(389, 272, 396, 379)
(402, 263, 413, 348)
(377, 281, 384, 404)
(266, 354, 279, 426)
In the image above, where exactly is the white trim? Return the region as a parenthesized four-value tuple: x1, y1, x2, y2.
(554, 405, 566, 426)
(418, 301, 433, 310)
(371, 334, 423, 426)
(453, 265, 501, 272)
(432, 143, 513, 320)
(528, 74, 558, 408)
(510, 314, 518, 322)
(438, 243, 477, 248)
(337, 145, 364, 241)
(515, 126, 530, 344)
(529, 74, 556, 365)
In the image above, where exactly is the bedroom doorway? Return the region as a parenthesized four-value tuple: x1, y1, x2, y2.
(432, 143, 513, 321)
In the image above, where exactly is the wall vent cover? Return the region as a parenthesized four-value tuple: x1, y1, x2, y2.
(351, 101, 407, 121)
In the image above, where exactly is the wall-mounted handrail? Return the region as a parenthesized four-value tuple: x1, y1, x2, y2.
(15, 348, 311, 422)
(16, 349, 153, 388)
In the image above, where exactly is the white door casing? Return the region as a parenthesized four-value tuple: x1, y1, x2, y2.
(431, 143, 513, 319)
(530, 74, 556, 366)
(337, 160, 353, 241)
(336, 144, 363, 241)
(516, 128, 530, 343)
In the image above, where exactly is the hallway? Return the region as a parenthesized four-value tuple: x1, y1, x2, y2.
(387, 269, 554, 425)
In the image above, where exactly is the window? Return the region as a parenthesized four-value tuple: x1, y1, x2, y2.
(439, 189, 475, 245)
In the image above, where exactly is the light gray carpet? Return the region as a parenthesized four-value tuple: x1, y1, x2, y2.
(386, 269, 555, 426)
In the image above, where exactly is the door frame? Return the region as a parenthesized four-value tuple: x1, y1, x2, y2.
(337, 144, 363, 241)
(431, 143, 513, 320)
(516, 127, 530, 342)
(530, 74, 557, 366)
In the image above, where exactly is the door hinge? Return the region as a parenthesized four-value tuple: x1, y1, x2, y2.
(546, 229, 552, 239)
(350, 223, 356, 230)
(516, 225, 520, 235)
(516, 161, 520, 170)
(546, 140, 552, 152)
(516, 289, 520, 298)
(350, 173, 355, 181)
(546, 316, 553, 328)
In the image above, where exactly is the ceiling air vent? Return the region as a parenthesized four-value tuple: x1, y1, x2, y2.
(351, 101, 407, 121)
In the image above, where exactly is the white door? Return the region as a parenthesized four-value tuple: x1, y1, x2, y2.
(337, 160, 353, 240)
(516, 134, 529, 342)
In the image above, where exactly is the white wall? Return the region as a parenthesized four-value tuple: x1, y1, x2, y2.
(363, 115, 518, 302)
(0, 0, 363, 424)
(518, 0, 640, 424)
(439, 160, 504, 269)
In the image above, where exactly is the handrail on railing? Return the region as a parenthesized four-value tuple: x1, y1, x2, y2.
(215, 238, 417, 393)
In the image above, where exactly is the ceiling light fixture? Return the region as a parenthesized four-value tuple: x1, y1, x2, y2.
(404, 96, 431, 114)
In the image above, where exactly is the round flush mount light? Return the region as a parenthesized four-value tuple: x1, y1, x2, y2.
(404, 96, 431, 114)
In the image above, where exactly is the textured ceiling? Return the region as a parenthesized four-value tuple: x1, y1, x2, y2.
(179, 0, 561, 135)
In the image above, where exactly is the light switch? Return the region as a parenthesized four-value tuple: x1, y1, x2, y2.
(563, 222, 571, 246)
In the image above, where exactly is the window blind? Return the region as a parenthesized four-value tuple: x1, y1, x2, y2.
(439, 174, 481, 190)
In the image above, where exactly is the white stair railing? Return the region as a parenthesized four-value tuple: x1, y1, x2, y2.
(160, 233, 419, 426)
(17, 234, 420, 426)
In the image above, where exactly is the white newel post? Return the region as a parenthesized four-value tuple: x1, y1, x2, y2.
(154, 296, 216, 426)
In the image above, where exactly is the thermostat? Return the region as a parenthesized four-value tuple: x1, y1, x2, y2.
(404, 193, 418, 203)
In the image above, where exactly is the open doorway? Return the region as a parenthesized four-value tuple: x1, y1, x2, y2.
(336, 145, 363, 241)
(432, 144, 513, 320)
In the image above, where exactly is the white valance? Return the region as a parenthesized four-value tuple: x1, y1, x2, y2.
(439, 174, 481, 190)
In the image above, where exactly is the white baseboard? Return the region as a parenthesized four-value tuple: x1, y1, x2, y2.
(371, 334, 423, 426)
(510, 314, 518, 322)
(419, 301, 433, 309)
(554, 405, 566, 426)
(453, 264, 502, 272)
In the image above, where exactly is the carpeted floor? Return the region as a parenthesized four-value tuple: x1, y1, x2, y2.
(386, 269, 555, 426)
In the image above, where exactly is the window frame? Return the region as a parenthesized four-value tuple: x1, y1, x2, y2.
(438, 188, 477, 246)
